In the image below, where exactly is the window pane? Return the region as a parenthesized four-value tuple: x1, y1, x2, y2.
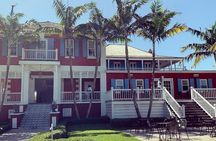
(88, 40, 95, 57)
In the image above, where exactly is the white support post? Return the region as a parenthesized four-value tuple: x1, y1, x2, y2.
(170, 60, 173, 70)
(21, 65, 29, 104)
(181, 104, 185, 118)
(111, 87, 114, 101)
(136, 87, 140, 100)
(214, 104, 216, 118)
(190, 87, 194, 100)
(108, 59, 110, 70)
(53, 66, 60, 103)
(22, 48, 24, 59)
(157, 60, 160, 70)
(79, 72, 82, 102)
(141, 60, 144, 70)
(55, 48, 58, 60)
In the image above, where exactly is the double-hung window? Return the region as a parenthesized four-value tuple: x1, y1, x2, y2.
(65, 39, 74, 57)
(10, 42, 18, 56)
(130, 62, 137, 70)
(115, 79, 124, 89)
(136, 80, 143, 89)
(181, 79, 189, 92)
(113, 62, 121, 69)
(88, 40, 96, 57)
(200, 79, 208, 88)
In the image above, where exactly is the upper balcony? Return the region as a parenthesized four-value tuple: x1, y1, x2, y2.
(22, 48, 58, 61)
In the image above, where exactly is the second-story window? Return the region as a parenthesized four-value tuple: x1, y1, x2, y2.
(113, 62, 121, 69)
(88, 40, 96, 57)
(130, 62, 137, 70)
(65, 39, 74, 57)
(10, 46, 17, 56)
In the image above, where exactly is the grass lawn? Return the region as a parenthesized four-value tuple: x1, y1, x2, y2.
(30, 123, 139, 141)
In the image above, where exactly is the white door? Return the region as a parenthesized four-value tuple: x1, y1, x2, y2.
(163, 78, 174, 96)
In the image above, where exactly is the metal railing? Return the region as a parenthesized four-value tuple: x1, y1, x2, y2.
(191, 87, 216, 119)
(107, 67, 186, 71)
(195, 88, 216, 99)
(61, 91, 100, 102)
(163, 87, 185, 118)
(110, 88, 163, 101)
(22, 48, 58, 60)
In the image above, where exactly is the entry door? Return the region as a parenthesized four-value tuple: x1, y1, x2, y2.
(163, 79, 174, 96)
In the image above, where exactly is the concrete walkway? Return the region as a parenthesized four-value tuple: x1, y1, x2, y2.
(0, 128, 47, 141)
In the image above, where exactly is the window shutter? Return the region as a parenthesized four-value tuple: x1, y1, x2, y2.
(131, 79, 136, 89)
(208, 79, 213, 88)
(74, 39, 79, 57)
(111, 79, 115, 89)
(196, 78, 200, 88)
(177, 79, 182, 92)
(189, 78, 195, 87)
(60, 39, 65, 56)
(124, 79, 129, 89)
(2, 38, 8, 56)
(48, 38, 54, 50)
(83, 38, 87, 57)
(144, 79, 149, 89)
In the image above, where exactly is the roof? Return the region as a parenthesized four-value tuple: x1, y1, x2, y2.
(106, 44, 153, 58)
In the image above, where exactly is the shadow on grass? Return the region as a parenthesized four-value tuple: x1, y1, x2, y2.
(70, 131, 123, 137)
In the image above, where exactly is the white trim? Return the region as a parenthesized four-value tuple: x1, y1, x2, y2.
(115, 79, 124, 89)
(64, 39, 75, 57)
(181, 79, 189, 92)
(200, 79, 208, 88)
(136, 79, 144, 89)
(87, 40, 96, 58)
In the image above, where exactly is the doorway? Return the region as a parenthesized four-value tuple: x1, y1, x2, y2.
(35, 78, 53, 103)
(163, 78, 174, 96)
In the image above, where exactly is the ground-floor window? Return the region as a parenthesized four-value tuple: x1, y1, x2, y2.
(115, 79, 124, 89)
(200, 79, 208, 88)
(136, 79, 143, 89)
(181, 79, 189, 92)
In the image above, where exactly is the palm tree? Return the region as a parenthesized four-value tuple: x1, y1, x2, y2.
(110, 0, 147, 119)
(134, 0, 187, 122)
(53, 0, 95, 119)
(182, 22, 216, 67)
(0, 6, 40, 112)
(76, 7, 113, 118)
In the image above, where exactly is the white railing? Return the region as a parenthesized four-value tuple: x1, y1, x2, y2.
(5, 92, 21, 103)
(195, 88, 216, 99)
(110, 87, 163, 101)
(163, 87, 185, 118)
(22, 48, 58, 60)
(191, 87, 216, 119)
(61, 91, 100, 102)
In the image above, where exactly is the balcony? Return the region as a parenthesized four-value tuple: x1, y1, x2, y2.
(22, 48, 58, 61)
(107, 67, 186, 71)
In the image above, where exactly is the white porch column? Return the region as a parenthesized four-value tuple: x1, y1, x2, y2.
(79, 72, 82, 102)
(21, 65, 30, 104)
(100, 72, 107, 116)
(53, 65, 61, 103)
(170, 60, 173, 70)
(157, 60, 160, 70)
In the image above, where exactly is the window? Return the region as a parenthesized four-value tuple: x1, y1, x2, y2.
(154, 79, 161, 88)
(88, 40, 96, 57)
(181, 79, 189, 92)
(136, 80, 143, 89)
(115, 79, 124, 89)
(10, 42, 18, 56)
(200, 79, 208, 88)
(113, 62, 121, 69)
(144, 62, 152, 70)
(37, 39, 47, 50)
(130, 62, 137, 69)
(65, 39, 74, 57)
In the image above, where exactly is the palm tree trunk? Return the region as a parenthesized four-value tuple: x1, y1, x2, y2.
(0, 45, 11, 112)
(69, 44, 80, 120)
(86, 39, 100, 118)
(125, 38, 141, 119)
(147, 39, 156, 122)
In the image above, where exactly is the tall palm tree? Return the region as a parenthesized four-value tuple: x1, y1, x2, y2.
(110, 0, 147, 119)
(134, 0, 187, 121)
(76, 7, 113, 118)
(53, 0, 95, 119)
(182, 22, 216, 67)
(0, 6, 40, 112)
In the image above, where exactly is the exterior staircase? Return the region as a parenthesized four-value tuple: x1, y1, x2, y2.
(181, 102, 214, 127)
(19, 104, 51, 130)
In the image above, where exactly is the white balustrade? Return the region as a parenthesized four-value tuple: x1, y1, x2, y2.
(195, 88, 216, 99)
(191, 87, 216, 119)
(6, 92, 21, 103)
(61, 91, 100, 102)
(163, 87, 185, 118)
(22, 48, 58, 60)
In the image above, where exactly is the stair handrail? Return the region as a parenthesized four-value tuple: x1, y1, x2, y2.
(163, 87, 185, 118)
(191, 87, 216, 119)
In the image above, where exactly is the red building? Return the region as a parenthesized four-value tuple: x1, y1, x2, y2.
(0, 22, 215, 128)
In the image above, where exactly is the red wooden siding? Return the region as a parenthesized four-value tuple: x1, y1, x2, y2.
(10, 79, 21, 92)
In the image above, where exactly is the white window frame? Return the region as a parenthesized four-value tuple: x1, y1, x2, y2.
(10, 43, 18, 57)
(87, 40, 96, 58)
(65, 39, 74, 57)
(153, 78, 161, 88)
(200, 79, 208, 88)
(115, 79, 124, 89)
(113, 62, 121, 69)
(136, 79, 143, 89)
(130, 62, 137, 70)
(37, 39, 48, 50)
(181, 79, 189, 92)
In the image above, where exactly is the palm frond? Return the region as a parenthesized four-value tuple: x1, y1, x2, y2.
(53, 0, 66, 22)
(161, 24, 187, 39)
(181, 43, 208, 52)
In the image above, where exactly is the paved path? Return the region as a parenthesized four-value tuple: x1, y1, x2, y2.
(0, 128, 47, 141)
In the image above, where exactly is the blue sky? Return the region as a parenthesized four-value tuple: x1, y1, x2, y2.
(0, 0, 215, 70)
